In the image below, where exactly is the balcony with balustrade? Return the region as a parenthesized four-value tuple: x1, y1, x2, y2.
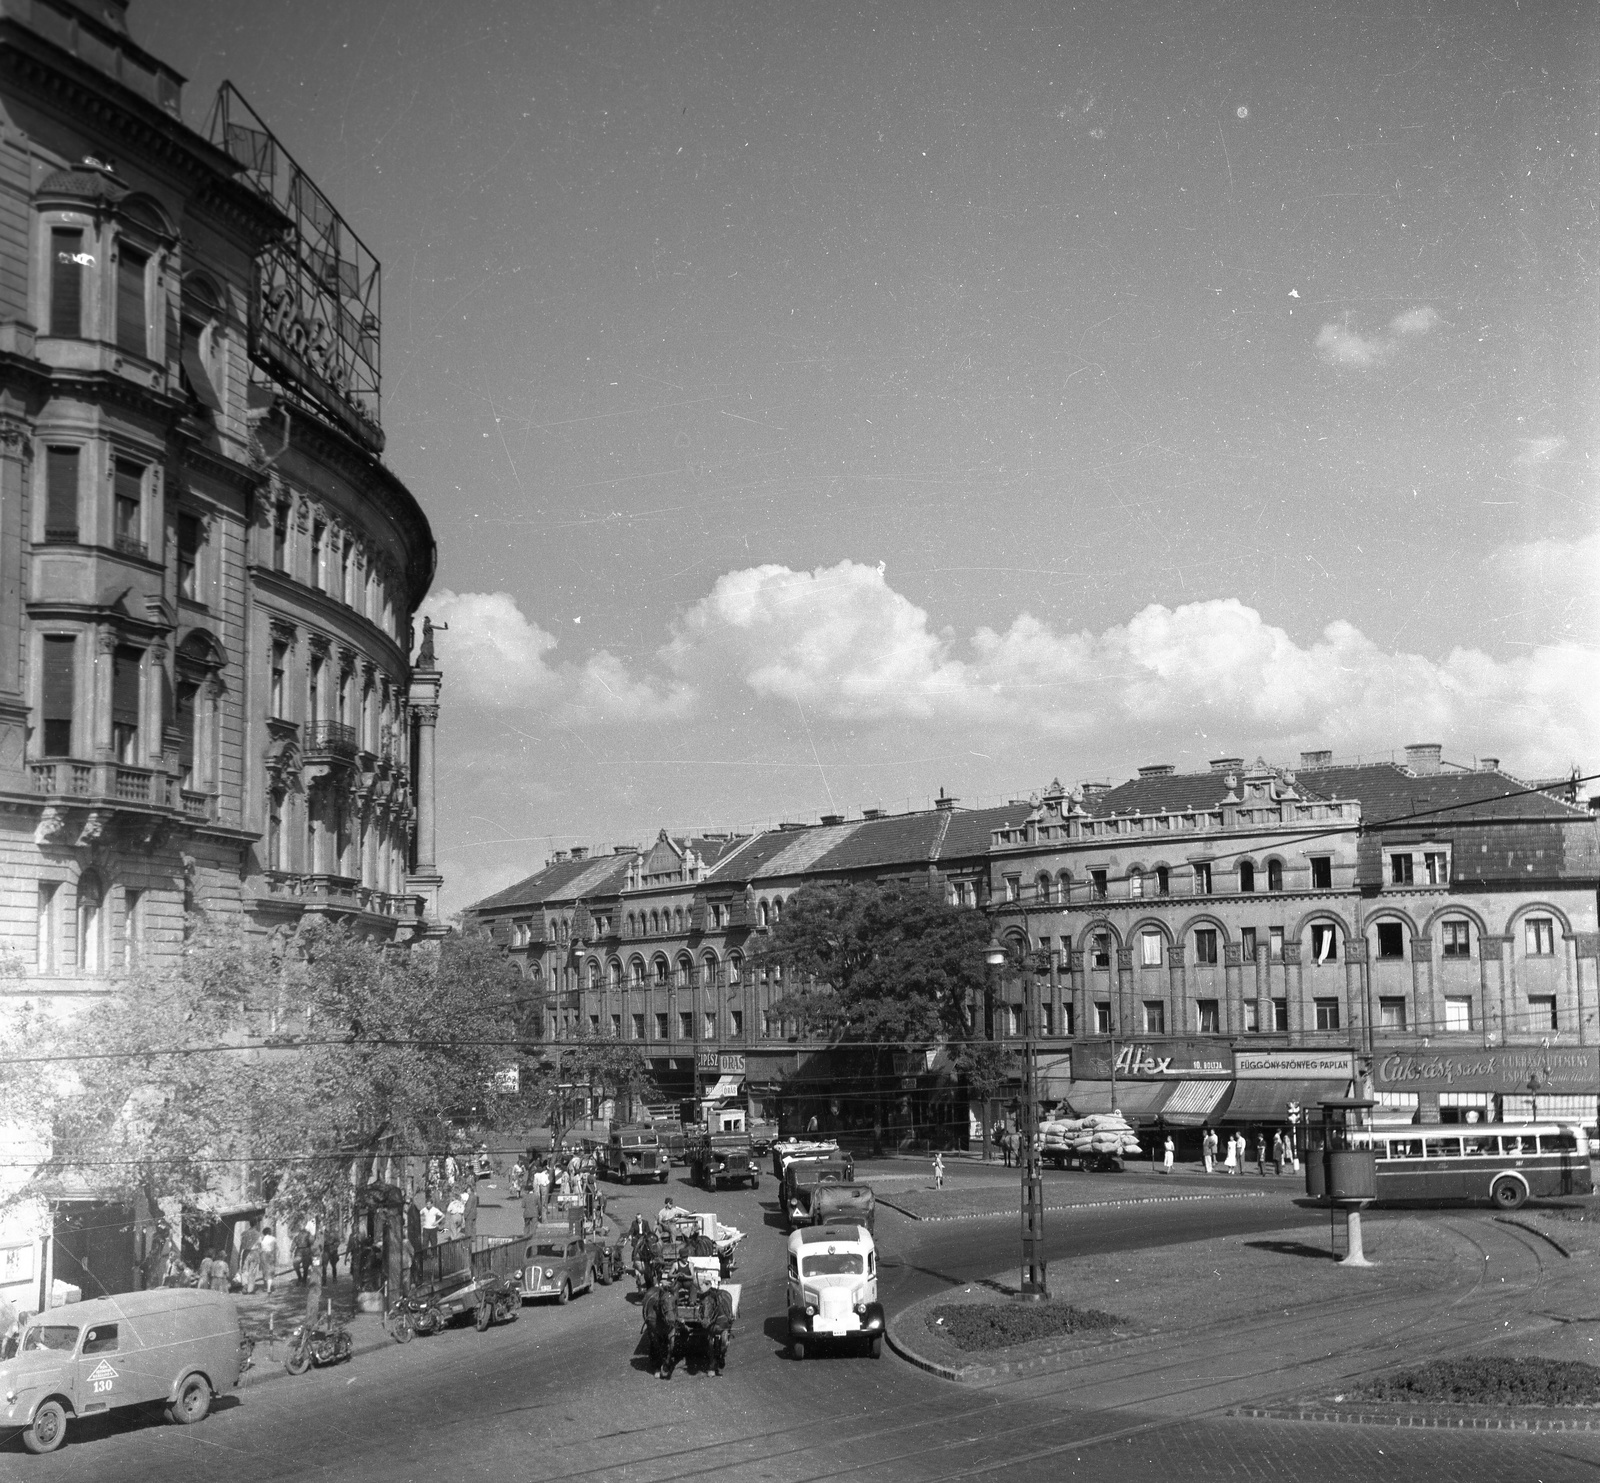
(29, 757, 210, 820)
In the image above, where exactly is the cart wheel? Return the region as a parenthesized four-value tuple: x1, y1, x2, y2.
(557, 1280, 571, 1305)
(790, 1340, 805, 1362)
(22, 1399, 67, 1454)
(391, 1312, 414, 1344)
(868, 1335, 883, 1359)
(284, 1343, 312, 1376)
(168, 1374, 212, 1424)
(475, 1297, 494, 1331)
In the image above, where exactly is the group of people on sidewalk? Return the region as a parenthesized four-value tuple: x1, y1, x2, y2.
(1198, 1127, 1299, 1176)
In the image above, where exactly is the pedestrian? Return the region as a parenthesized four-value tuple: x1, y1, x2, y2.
(1255, 1134, 1266, 1177)
(292, 1223, 313, 1284)
(445, 1190, 466, 1240)
(209, 1248, 232, 1292)
(657, 1194, 680, 1233)
(321, 1228, 339, 1284)
(238, 1222, 263, 1294)
(444, 1152, 458, 1189)
(463, 1181, 479, 1242)
(1272, 1132, 1284, 1177)
(511, 1159, 526, 1197)
(931, 1151, 945, 1190)
(1202, 1128, 1215, 1174)
(421, 1195, 444, 1251)
(1222, 1133, 1237, 1175)
(521, 1179, 540, 1231)
(533, 1162, 550, 1222)
(1163, 1134, 1175, 1174)
(259, 1226, 278, 1295)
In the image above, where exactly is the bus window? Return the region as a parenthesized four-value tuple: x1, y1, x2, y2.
(1388, 1138, 1423, 1159)
(1504, 1137, 1525, 1156)
(1539, 1131, 1579, 1153)
(1460, 1135, 1495, 1156)
(1423, 1137, 1462, 1159)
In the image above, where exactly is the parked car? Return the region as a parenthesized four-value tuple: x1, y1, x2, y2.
(0, 1289, 250, 1455)
(521, 1232, 602, 1304)
(785, 1224, 884, 1360)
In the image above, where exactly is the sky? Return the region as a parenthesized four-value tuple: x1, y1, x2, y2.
(135, 0, 1599, 915)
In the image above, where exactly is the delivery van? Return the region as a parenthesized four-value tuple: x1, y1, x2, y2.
(0, 1289, 250, 1454)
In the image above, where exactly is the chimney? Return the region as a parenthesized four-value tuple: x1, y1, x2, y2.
(1138, 764, 1175, 778)
(551, 850, 568, 864)
(612, 844, 637, 855)
(1299, 750, 1332, 769)
(1209, 756, 1244, 774)
(1479, 757, 1500, 773)
(1405, 743, 1442, 776)
(935, 790, 958, 812)
(820, 813, 843, 827)
(1080, 781, 1109, 802)
(569, 846, 588, 861)
(861, 807, 884, 820)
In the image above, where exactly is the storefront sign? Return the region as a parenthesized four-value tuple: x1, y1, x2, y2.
(1234, 1050, 1355, 1081)
(1373, 1046, 1598, 1095)
(1074, 1039, 1231, 1080)
(696, 1051, 746, 1075)
(0, 1243, 34, 1284)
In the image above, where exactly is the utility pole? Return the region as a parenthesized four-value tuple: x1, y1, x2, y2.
(1020, 956, 1048, 1298)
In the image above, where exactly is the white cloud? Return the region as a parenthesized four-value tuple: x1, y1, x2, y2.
(426, 589, 693, 723)
(1316, 305, 1440, 369)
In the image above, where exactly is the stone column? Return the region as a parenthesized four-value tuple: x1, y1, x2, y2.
(404, 665, 443, 931)
(1168, 945, 1187, 1039)
(1115, 948, 1134, 1036)
(1411, 938, 1435, 1037)
(1284, 943, 1304, 1035)
(1223, 942, 1244, 1037)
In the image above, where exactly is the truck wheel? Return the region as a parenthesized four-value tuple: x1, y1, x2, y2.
(169, 1375, 212, 1424)
(557, 1280, 571, 1305)
(22, 1400, 67, 1454)
(1492, 1177, 1527, 1210)
(790, 1340, 805, 1362)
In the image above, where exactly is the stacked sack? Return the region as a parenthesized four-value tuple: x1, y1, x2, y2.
(1039, 1112, 1141, 1159)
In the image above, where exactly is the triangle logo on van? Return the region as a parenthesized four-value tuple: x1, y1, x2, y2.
(88, 1360, 117, 1382)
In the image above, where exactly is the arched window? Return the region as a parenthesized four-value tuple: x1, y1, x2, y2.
(675, 907, 685, 933)
(1128, 868, 1144, 899)
(649, 910, 660, 935)
(729, 952, 743, 985)
(78, 872, 104, 974)
(1266, 859, 1283, 892)
(607, 958, 621, 987)
(586, 957, 601, 989)
(1057, 871, 1072, 902)
(771, 897, 782, 924)
(758, 899, 770, 929)
(1036, 873, 1053, 904)
(1239, 860, 1256, 893)
(653, 955, 670, 986)
(629, 956, 645, 987)
(702, 952, 719, 986)
(677, 953, 694, 985)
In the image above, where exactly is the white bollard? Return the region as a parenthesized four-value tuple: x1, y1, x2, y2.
(1340, 1207, 1374, 1267)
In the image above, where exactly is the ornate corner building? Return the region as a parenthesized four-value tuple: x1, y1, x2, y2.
(0, 1, 445, 994)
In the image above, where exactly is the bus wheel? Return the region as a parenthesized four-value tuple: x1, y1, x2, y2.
(1492, 1178, 1527, 1211)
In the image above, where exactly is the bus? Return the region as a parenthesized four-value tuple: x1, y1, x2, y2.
(1349, 1123, 1592, 1209)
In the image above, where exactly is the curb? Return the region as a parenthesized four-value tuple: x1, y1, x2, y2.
(1494, 1216, 1573, 1258)
(877, 1190, 1272, 1223)
(1231, 1403, 1600, 1433)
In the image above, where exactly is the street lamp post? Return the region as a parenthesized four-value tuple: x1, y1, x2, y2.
(989, 932, 1048, 1300)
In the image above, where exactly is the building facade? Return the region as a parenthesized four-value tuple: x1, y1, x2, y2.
(465, 797, 1032, 1107)
(0, 0, 443, 1312)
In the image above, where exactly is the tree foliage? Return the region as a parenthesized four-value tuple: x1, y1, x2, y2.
(522, 1032, 658, 1147)
(762, 882, 993, 1046)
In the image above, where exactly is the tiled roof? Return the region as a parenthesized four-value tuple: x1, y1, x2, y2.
(935, 803, 1035, 859)
(466, 853, 633, 913)
(1091, 773, 1242, 816)
(1293, 764, 1587, 825)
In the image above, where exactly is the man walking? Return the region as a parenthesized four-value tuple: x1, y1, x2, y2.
(292, 1223, 314, 1285)
(259, 1226, 278, 1295)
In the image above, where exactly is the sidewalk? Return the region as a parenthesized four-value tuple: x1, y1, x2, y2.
(886, 1211, 1586, 1427)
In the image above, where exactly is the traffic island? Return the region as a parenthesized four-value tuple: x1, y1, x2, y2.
(888, 1215, 1465, 1385)
(876, 1182, 1275, 1222)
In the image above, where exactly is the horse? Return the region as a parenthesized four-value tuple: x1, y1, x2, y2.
(631, 1224, 661, 1293)
(694, 1285, 734, 1376)
(640, 1282, 683, 1378)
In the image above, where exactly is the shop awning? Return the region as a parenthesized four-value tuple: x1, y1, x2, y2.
(1064, 1080, 1174, 1123)
(703, 1075, 744, 1100)
(1038, 1054, 1073, 1101)
(1159, 1080, 1232, 1127)
(1221, 1079, 1349, 1126)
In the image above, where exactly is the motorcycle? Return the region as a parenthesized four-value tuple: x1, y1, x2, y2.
(284, 1303, 352, 1373)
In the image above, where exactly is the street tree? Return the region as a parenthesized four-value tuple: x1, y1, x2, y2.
(763, 882, 1006, 1146)
(522, 1031, 657, 1147)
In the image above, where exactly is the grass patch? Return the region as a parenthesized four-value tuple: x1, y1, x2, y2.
(1357, 1358, 1600, 1408)
(927, 1301, 1125, 1352)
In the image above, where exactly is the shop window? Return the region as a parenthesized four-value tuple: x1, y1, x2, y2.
(1240, 927, 1257, 959)
(1525, 918, 1555, 956)
(1143, 1001, 1165, 1034)
(113, 460, 144, 557)
(115, 243, 149, 356)
(1272, 998, 1288, 1031)
(44, 447, 79, 542)
(1266, 858, 1283, 892)
(1192, 862, 1212, 895)
(1376, 1091, 1419, 1123)
(1091, 932, 1111, 970)
(1379, 997, 1408, 1030)
(1390, 852, 1414, 885)
(1196, 999, 1220, 1034)
(1442, 920, 1471, 958)
(40, 634, 76, 756)
(1155, 866, 1170, 896)
(111, 646, 141, 764)
(1310, 924, 1339, 964)
(1528, 995, 1558, 1031)
(654, 1011, 669, 1039)
(1444, 997, 1472, 1031)
(1140, 931, 1163, 967)
(1314, 998, 1340, 1031)
(1309, 856, 1332, 889)
(1437, 1091, 1487, 1124)
(1424, 851, 1448, 885)
(1376, 922, 1405, 960)
(1268, 927, 1283, 961)
(49, 226, 87, 337)
(1238, 860, 1255, 893)
(1193, 929, 1218, 966)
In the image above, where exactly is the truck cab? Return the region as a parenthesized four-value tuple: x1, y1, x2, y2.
(599, 1124, 670, 1184)
(784, 1157, 853, 1229)
(686, 1131, 761, 1191)
(786, 1225, 883, 1359)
